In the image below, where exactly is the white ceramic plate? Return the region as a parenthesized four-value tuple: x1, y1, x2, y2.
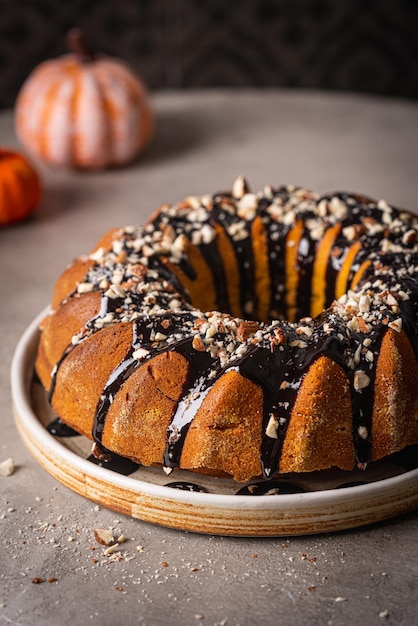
(11, 311, 418, 536)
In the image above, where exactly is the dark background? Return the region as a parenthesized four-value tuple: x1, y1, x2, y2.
(0, 0, 417, 109)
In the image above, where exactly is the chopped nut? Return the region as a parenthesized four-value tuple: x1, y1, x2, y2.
(77, 282, 94, 294)
(402, 229, 416, 245)
(129, 263, 148, 280)
(289, 339, 308, 348)
(310, 226, 324, 241)
(296, 325, 313, 337)
(192, 335, 206, 351)
(358, 426, 369, 440)
(329, 197, 347, 219)
(232, 175, 250, 199)
(104, 543, 121, 556)
(386, 293, 398, 307)
(359, 295, 371, 313)
(265, 414, 279, 439)
(347, 317, 359, 332)
(132, 347, 150, 360)
(153, 332, 166, 341)
(354, 370, 371, 391)
(317, 199, 328, 217)
(205, 325, 218, 340)
(201, 224, 216, 244)
(388, 317, 402, 332)
(0, 457, 14, 476)
(94, 529, 115, 546)
(358, 317, 370, 333)
(342, 225, 356, 241)
(237, 321, 260, 341)
(365, 350, 374, 363)
(105, 284, 126, 299)
(272, 327, 287, 344)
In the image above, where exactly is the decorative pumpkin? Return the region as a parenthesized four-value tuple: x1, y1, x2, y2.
(0, 148, 41, 226)
(15, 29, 154, 170)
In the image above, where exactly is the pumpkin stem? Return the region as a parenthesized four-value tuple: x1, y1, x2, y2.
(66, 28, 94, 63)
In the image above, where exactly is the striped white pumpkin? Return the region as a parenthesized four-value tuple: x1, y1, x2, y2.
(15, 55, 154, 169)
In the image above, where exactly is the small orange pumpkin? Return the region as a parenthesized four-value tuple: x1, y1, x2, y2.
(15, 29, 154, 170)
(0, 148, 41, 226)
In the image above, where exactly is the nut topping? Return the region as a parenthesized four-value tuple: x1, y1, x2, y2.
(354, 370, 371, 391)
(94, 529, 114, 546)
(192, 335, 205, 351)
(237, 321, 260, 341)
(265, 414, 279, 439)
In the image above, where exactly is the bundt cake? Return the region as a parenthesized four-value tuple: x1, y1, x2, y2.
(35, 178, 418, 482)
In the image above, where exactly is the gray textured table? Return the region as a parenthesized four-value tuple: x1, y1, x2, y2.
(1, 90, 418, 626)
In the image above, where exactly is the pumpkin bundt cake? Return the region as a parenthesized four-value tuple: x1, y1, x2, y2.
(35, 178, 418, 482)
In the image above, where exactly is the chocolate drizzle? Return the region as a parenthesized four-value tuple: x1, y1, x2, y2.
(86, 451, 140, 476)
(48, 293, 126, 403)
(266, 222, 288, 319)
(92, 339, 138, 444)
(165, 481, 207, 492)
(47, 418, 80, 437)
(236, 480, 306, 495)
(212, 195, 257, 318)
(296, 226, 318, 319)
(348, 326, 384, 466)
(163, 338, 214, 470)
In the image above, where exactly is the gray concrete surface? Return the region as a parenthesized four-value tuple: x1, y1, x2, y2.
(1, 90, 418, 626)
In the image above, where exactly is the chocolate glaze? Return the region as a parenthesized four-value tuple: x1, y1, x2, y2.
(213, 195, 257, 319)
(296, 224, 318, 319)
(335, 481, 369, 489)
(165, 481, 207, 492)
(236, 480, 306, 495)
(390, 444, 418, 471)
(163, 343, 213, 470)
(86, 451, 140, 476)
(47, 418, 80, 437)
